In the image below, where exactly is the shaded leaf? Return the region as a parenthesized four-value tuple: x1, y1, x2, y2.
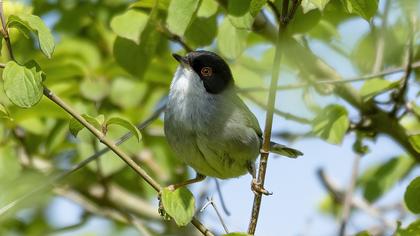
(130, 0, 170, 10)
(362, 156, 415, 202)
(161, 187, 195, 226)
(404, 176, 420, 214)
(2, 61, 43, 108)
(80, 79, 110, 101)
(185, 15, 217, 47)
(81, 114, 103, 130)
(312, 105, 349, 144)
(69, 117, 84, 137)
(227, 0, 265, 29)
(8, 13, 55, 58)
(106, 117, 142, 142)
(166, 0, 200, 36)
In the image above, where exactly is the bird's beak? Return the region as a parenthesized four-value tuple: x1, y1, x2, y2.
(172, 53, 189, 67)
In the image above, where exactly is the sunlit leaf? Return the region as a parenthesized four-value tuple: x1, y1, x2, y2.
(130, 0, 170, 10)
(404, 176, 420, 214)
(161, 187, 195, 226)
(408, 135, 420, 153)
(106, 117, 142, 142)
(80, 78, 110, 101)
(223, 233, 252, 236)
(341, 0, 378, 21)
(395, 219, 420, 236)
(185, 15, 217, 47)
(360, 78, 398, 101)
(166, 0, 200, 36)
(8, 13, 55, 58)
(217, 18, 248, 59)
(2, 61, 43, 108)
(302, 0, 332, 13)
(113, 2, 160, 78)
(110, 9, 148, 44)
(197, 0, 218, 17)
(312, 105, 349, 144)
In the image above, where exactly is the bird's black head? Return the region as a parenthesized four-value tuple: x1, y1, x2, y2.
(172, 50, 234, 94)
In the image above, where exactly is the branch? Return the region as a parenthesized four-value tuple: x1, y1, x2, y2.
(237, 61, 420, 92)
(338, 155, 361, 236)
(317, 169, 396, 229)
(248, 0, 301, 233)
(241, 92, 311, 124)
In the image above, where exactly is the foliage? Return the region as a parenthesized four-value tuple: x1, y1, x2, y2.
(0, 0, 418, 235)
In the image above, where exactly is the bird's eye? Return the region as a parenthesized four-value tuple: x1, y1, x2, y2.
(200, 67, 212, 77)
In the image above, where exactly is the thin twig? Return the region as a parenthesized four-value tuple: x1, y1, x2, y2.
(241, 92, 311, 124)
(238, 61, 420, 92)
(0, 0, 14, 60)
(338, 155, 361, 236)
(372, 0, 391, 73)
(317, 169, 396, 229)
(200, 197, 229, 234)
(214, 179, 231, 216)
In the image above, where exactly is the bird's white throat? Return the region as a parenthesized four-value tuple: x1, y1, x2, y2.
(167, 66, 214, 130)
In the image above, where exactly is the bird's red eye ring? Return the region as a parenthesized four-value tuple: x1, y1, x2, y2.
(200, 67, 212, 76)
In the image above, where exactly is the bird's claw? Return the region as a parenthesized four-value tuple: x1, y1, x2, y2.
(251, 179, 273, 196)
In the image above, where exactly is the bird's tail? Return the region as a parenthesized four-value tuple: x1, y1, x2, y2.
(269, 141, 303, 158)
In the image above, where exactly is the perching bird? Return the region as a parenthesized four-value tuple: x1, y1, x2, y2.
(164, 50, 302, 194)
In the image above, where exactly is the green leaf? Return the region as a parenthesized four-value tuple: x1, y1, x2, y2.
(408, 135, 420, 153)
(69, 117, 84, 137)
(106, 117, 142, 142)
(396, 219, 420, 236)
(404, 176, 420, 214)
(80, 78, 110, 101)
(288, 8, 321, 34)
(227, 0, 265, 29)
(110, 9, 149, 44)
(312, 105, 349, 144)
(130, 0, 170, 10)
(81, 114, 103, 130)
(362, 156, 415, 202)
(161, 187, 195, 226)
(185, 15, 217, 47)
(360, 78, 398, 101)
(197, 0, 218, 17)
(217, 18, 248, 59)
(0, 104, 11, 120)
(2, 61, 43, 108)
(8, 13, 55, 58)
(341, 0, 378, 21)
(223, 233, 252, 236)
(166, 0, 200, 36)
(355, 231, 372, 236)
(302, 0, 331, 12)
(113, 2, 160, 78)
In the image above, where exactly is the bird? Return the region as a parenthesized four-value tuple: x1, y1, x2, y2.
(164, 50, 303, 194)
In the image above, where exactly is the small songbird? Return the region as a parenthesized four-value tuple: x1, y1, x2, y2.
(164, 50, 302, 194)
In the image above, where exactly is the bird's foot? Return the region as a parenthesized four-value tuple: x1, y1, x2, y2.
(251, 179, 273, 196)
